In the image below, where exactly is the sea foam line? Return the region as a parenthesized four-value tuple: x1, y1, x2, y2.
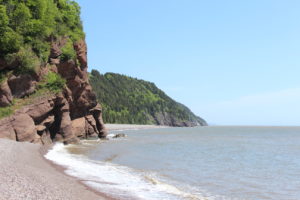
(45, 143, 219, 200)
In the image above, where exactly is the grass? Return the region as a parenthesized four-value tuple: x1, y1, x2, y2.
(0, 106, 13, 119)
(38, 72, 66, 93)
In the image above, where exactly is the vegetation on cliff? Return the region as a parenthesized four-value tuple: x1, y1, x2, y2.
(0, 0, 84, 73)
(90, 70, 207, 126)
(0, 0, 83, 118)
(0, 0, 107, 143)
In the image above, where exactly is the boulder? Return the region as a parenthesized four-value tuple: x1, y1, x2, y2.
(0, 80, 13, 107)
(0, 118, 16, 140)
(12, 113, 39, 142)
(8, 74, 36, 98)
(113, 133, 126, 138)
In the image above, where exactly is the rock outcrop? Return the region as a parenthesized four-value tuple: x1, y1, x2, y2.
(0, 39, 107, 144)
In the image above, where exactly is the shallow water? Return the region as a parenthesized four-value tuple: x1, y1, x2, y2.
(46, 126, 300, 200)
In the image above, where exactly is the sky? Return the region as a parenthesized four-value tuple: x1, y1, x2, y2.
(75, 0, 300, 126)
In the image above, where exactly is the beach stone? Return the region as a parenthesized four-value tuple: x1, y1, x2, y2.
(113, 133, 127, 138)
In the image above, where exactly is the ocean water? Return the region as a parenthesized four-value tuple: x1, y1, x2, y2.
(45, 126, 300, 200)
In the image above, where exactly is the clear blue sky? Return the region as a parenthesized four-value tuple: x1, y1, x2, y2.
(75, 0, 300, 126)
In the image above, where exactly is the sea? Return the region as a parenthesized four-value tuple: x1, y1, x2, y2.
(45, 126, 300, 200)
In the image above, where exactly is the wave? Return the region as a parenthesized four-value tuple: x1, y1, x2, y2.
(45, 143, 224, 200)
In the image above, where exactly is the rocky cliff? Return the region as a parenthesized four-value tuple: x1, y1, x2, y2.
(0, 0, 107, 144)
(0, 39, 107, 144)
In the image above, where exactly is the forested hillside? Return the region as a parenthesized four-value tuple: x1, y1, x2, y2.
(90, 70, 207, 127)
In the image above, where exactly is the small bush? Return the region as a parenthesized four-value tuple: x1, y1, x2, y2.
(5, 46, 40, 75)
(0, 106, 13, 119)
(39, 72, 66, 93)
(60, 38, 76, 61)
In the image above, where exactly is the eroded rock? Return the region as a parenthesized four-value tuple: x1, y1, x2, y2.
(0, 80, 13, 107)
(71, 117, 86, 138)
(8, 74, 36, 98)
(12, 113, 39, 143)
(0, 118, 16, 140)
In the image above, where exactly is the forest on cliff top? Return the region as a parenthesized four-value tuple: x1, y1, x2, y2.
(0, 0, 83, 78)
(90, 70, 207, 126)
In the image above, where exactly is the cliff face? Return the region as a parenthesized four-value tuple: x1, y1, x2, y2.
(0, 39, 107, 144)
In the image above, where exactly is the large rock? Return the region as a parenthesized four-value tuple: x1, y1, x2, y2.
(8, 74, 36, 98)
(71, 117, 86, 138)
(25, 98, 55, 124)
(85, 115, 99, 137)
(0, 80, 13, 107)
(11, 113, 40, 143)
(91, 104, 107, 138)
(58, 99, 79, 144)
(0, 118, 16, 140)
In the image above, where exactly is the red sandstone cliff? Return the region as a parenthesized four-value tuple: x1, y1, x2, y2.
(0, 39, 107, 144)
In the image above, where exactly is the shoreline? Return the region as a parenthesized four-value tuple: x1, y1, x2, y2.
(0, 124, 167, 200)
(105, 123, 170, 131)
(40, 146, 117, 200)
(0, 139, 110, 200)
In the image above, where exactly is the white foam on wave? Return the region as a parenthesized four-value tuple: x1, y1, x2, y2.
(45, 143, 222, 200)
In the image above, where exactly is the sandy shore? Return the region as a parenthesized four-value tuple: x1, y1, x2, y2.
(0, 139, 108, 200)
(106, 123, 169, 131)
(0, 124, 167, 200)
